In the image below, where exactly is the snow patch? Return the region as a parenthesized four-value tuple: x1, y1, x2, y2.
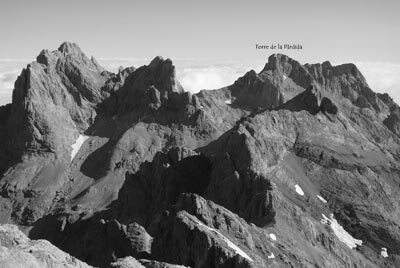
(71, 135, 89, 161)
(224, 99, 232, 105)
(283, 74, 287, 80)
(381, 247, 388, 258)
(317, 195, 327, 203)
(294, 184, 304, 196)
(269, 233, 277, 241)
(321, 214, 362, 249)
(196, 220, 253, 262)
(267, 252, 275, 259)
(224, 236, 252, 262)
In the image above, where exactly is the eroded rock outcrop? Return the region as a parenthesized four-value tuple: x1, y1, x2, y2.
(0, 224, 92, 268)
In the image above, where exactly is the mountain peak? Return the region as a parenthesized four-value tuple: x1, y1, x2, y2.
(6, 42, 111, 158)
(146, 56, 183, 93)
(331, 62, 365, 80)
(148, 56, 176, 74)
(36, 42, 102, 72)
(262, 53, 300, 73)
(57, 41, 83, 55)
(149, 56, 165, 67)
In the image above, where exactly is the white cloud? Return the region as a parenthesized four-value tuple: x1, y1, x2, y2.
(98, 58, 150, 72)
(0, 69, 21, 106)
(355, 62, 400, 104)
(176, 65, 251, 93)
(0, 70, 19, 88)
(98, 58, 263, 94)
(0, 58, 31, 62)
(98, 58, 262, 94)
(0, 59, 30, 105)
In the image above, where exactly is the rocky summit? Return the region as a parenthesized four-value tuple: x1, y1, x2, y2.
(0, 42, 399, 268)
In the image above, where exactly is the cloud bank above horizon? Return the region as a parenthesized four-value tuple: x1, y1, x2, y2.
(0, 59, 27, 106)
(355, 62, 400, 103)
(98, 58, 263, 94)
(0, 59, 399, 107)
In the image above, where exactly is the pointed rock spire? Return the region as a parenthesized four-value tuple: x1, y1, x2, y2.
(6, 42, 110, 159)
(58, 41, 84, 55)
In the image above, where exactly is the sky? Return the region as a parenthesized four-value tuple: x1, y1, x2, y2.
(0, 0, 399, 105)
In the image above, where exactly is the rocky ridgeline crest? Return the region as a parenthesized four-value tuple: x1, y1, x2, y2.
(0, 42, 399, 267)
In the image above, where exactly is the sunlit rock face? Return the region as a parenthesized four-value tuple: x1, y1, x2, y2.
(0, 44, 400, 267)
(0, 224, 93, 268)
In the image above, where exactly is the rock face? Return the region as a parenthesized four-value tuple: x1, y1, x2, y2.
(0, 43, 400, 267)
(0, 224, 92, 268)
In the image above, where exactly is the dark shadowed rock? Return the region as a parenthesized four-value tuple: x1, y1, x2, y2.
(277, 85, 338, 115)
(320, 97, 338, 114)
(152, 201, 255, 267)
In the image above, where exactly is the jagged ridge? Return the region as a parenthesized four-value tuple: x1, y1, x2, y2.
(0, 43, 399, 268)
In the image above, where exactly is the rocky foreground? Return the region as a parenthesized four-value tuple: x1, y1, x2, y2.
(0, 42, 400, 267)
(0, 224, 186, 268)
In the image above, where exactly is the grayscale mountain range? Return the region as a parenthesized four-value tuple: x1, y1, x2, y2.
(1, 42, 400, 268)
